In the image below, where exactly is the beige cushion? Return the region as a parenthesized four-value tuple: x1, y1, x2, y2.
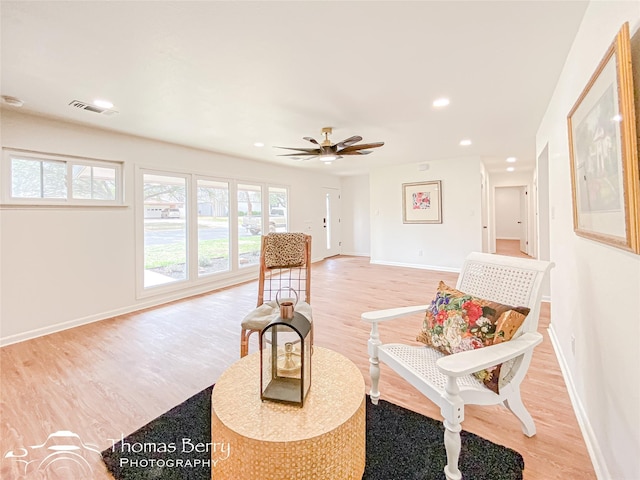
(241, 300, 312, 331)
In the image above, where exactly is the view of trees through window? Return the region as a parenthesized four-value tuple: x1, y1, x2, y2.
(143, 173, 187, 288)
(197, 179, 230, 276)
(237, 183, 262, 268)
(71, 165, 116, 200)
(9, 155, 118, 202)
(141, 171, 288, 289)
(269, 186, 288, 233)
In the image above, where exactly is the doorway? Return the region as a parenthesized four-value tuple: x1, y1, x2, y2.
(494, 185, 529, 256)
(322, 187, 341, 258)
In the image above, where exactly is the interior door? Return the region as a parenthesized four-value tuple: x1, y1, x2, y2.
(519, 186, 528, 254)
(323, 187, 341, 258)
(481, 172, 489, 252)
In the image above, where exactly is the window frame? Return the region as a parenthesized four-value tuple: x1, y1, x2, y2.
(195, 175, 232, 278)
(1, 148, 124, 206)
(135, 164, 290, 298)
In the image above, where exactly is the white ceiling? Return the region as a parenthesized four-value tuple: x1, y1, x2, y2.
(0, 1, 588, 176)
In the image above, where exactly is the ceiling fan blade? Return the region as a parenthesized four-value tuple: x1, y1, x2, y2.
(339, 150, 373, 155)
(336, 141, 384, 154)
(274, 146, 321, 153)
(303, 137, 320, 145)
(334, 135, 362, 150)
(277, 152, 319, 156)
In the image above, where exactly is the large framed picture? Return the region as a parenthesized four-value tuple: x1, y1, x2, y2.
(402, 180, 442, 224)
(567, 22, 639, 253)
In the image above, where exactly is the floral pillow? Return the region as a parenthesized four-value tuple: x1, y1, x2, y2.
(416, 281, 530, 394)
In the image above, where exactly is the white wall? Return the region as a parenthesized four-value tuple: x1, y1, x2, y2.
(0, 110, 340, 345)
(536, 3, 640, 479)
(340, 174, 370, 256)
(369, 157, 482, 271)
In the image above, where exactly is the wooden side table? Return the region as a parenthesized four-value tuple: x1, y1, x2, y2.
(211, 347, 365, 479)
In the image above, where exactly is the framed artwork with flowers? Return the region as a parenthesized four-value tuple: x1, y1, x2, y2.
(402, 180, 442, 224)
(567, 22, 639, 253)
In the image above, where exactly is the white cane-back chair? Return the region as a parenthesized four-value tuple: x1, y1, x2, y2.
(362, 252, 554, 480)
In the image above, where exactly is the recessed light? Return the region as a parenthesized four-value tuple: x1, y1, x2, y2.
(506, 167, 515, 172)
(506, 157, 517, 163)
(432, 97, 450, 108)
(459, 139, 472, 146)
(254, 142, 265, 147)
(93, 99, 114, 109)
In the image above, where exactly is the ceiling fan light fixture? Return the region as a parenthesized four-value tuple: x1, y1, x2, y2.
(275, 127, 383, 163)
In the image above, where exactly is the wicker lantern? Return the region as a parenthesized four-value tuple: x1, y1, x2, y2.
(259, 300, 312, 407)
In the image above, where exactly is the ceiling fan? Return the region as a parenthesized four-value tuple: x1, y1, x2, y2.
(275, 127, 384, 163)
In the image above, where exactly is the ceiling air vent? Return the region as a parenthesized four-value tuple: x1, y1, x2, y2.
(69, 100, 118, 116)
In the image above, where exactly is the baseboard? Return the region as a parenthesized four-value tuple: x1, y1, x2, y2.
(338, 252, 369, 257)
(0, 273, 257, 348)
(1, 305, 147, 347)
(547, 323, 610, 480)
(541, 295, 551, 303)
(1, 255, 358, 347)
(370, 259, 461, 273)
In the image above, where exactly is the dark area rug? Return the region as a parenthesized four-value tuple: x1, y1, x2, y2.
(102, 386, 524, 479)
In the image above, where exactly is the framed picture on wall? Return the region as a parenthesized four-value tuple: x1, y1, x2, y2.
(402, 180, 442, 224)
(567, 22, 640, 253)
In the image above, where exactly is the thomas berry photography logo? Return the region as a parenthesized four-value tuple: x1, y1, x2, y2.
(106, 434, 231, 470)
(3, 430, 102, 479)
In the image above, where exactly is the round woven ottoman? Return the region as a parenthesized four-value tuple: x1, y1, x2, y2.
(211, 347, 365, 479)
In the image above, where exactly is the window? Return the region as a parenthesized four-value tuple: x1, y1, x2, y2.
(237, 183, 262, 268)
(143, 173, 187, 288)
(138, 169, 289, 293)
(72, 164, 117, 200)
(269, 186, 288, 233)
(3, 149, 123, 205)
(197, 179, 230, 276)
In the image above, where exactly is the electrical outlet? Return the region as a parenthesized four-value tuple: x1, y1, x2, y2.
(571, 335, 576, 356)
(418, 249, 423, 257)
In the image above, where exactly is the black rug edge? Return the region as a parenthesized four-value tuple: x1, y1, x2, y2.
(101, 385, 525, 480)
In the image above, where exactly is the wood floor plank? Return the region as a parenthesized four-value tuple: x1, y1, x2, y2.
(0, 254, 595, 480)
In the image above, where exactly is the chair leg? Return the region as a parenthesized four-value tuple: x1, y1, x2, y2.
(442, 377, 463, 480)
(504, 391, 536, 437)
(367, 323, 381, 405)
(240, 328, 253, 358)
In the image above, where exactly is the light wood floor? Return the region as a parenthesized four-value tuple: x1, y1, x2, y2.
(496, 238, 532, 258)
(0, 256, 595, 479)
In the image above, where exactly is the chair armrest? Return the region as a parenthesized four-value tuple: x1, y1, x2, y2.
(361, 305, 429, 323)
(436, 332, 543, 377)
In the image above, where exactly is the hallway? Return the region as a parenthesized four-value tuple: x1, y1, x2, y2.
(495, 239, 532, 258)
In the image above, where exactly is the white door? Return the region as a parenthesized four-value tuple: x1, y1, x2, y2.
(323, 187, 341, 258)
(481, 173, 489, 252)
(519, 186, 528, 254)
